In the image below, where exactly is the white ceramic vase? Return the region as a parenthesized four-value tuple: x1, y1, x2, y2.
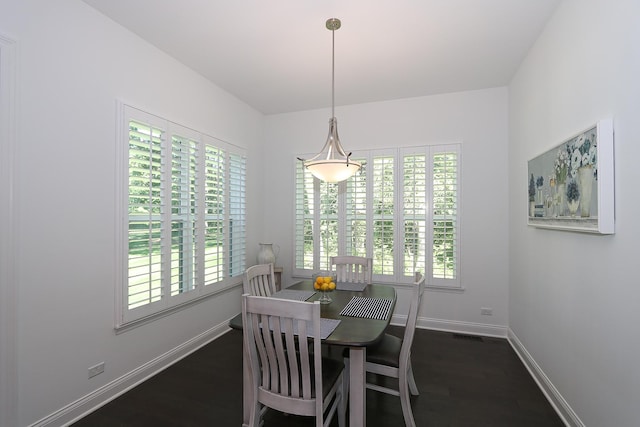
(257, 243, 279, 265)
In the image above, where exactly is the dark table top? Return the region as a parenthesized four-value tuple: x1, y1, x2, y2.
(229, 280, 396, 347)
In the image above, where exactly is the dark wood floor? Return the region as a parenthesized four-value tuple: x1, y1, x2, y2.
(73, 326, 564, 426)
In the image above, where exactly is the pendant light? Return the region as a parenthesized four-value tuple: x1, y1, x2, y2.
(298, 18, 361, 183)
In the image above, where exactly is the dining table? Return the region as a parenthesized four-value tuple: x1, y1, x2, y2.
(229, 280, 397, 427)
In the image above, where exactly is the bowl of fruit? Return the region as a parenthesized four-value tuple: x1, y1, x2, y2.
(312, 272, 337, 304)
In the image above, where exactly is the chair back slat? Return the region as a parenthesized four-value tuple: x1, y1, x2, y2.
(330, 256, 373, 284)
(271, 316, 287, 394)
(243, 263, 277, 296)
(249, 313, 270, 389)
(295, 318, 313, 399)
(285, 319, 301, 396)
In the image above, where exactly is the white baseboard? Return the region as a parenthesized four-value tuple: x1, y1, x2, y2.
(391, 314, 508, 338)
(31, 320, 233, 427)
(508, 329, 582, 427)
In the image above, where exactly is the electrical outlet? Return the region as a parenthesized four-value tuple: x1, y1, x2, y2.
(88, 362, 105, 378)
(480, 307, 493, 316)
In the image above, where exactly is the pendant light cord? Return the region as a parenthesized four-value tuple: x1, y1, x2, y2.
(331, 26, 335, 119)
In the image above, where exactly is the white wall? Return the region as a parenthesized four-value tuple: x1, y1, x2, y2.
(0, 0, 264, 425)
(508, 0, 640, 426)
(263, 88, 510, 336)
(15, 0, 633, 425)
(0, 31, 18, 427)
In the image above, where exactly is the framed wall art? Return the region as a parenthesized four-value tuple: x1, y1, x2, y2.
(527, 119, 614, 234)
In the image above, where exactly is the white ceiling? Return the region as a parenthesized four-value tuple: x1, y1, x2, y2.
(82, 0, 561, 115)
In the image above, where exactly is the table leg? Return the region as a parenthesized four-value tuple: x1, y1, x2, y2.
(243, 340, 250, 427)
(349, 346, 366, 427)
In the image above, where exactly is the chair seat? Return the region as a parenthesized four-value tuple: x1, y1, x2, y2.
(366, 333, 402, 368)
(342, 333, 402, 368)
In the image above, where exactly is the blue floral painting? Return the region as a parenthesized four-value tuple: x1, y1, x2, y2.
(527, 119, 614, 234)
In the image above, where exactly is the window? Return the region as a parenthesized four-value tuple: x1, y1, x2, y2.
(117, 104, 246, 328)
(294, 144, 460, 288)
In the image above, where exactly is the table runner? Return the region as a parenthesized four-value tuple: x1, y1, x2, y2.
(339, 296, 393, 320)
(317, 318, 342, 339)
(269, 289, 316, 301)
(265, 318, 341, 339)
(335, 282, 368, 292)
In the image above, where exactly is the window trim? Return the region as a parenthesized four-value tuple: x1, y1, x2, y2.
(293, 144, 461, 289)
(115, 103, 246, 330)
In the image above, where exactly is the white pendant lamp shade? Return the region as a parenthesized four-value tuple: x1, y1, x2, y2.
(306, 160, 359, 183)
(299, 18, 361, 183)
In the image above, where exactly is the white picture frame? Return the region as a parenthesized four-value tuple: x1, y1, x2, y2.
(527, 119, 614, 234)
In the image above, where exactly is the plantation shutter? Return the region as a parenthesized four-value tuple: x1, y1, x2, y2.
(372, 156, 395, 275)
(228, 151, 246, 277)
(295, 162, 315, 271)
(293, 144, 460, 288)
(344, 158, 367, 257)
(318, 180, 339, 270)
(170, 134, 199, 296)
(118, 103, 248, 328)
(203, 144, 224, 285)
(127, 120, 165, 309)
(431, 147, 459, 284)
(402, 152, 428, 277)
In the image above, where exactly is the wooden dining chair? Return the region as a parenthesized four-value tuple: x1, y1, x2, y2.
(330, 256, 373, 284)
(346, 271, 426, 427)
(243, 263, 277, 296)
(242, 294, 346, 427)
